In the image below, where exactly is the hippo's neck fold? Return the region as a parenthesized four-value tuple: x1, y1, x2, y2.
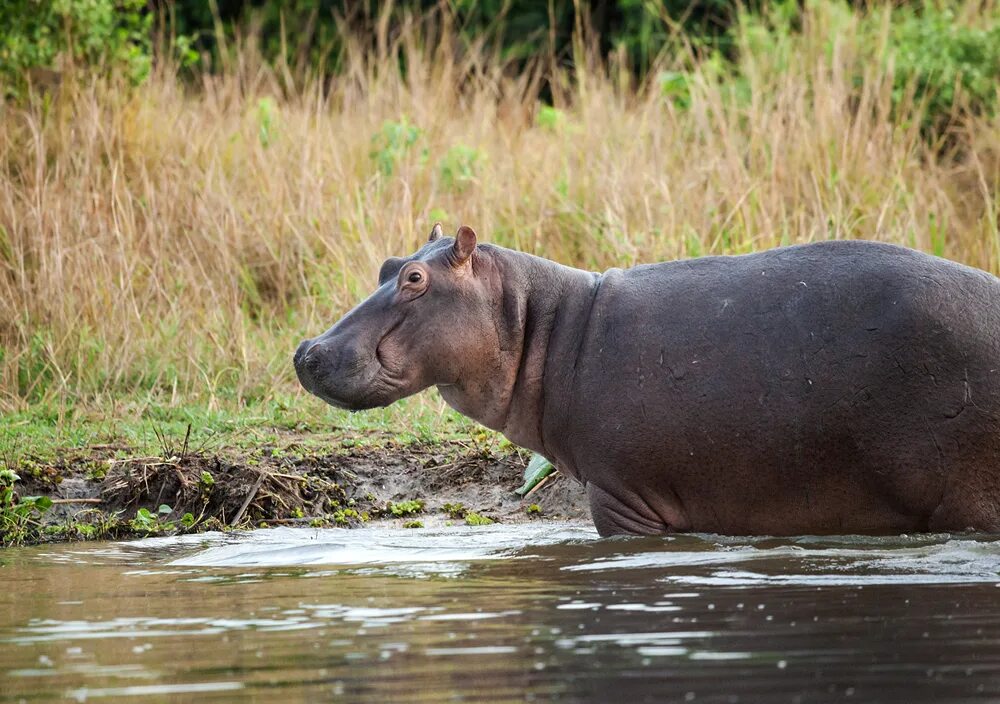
(440, 245, 599, 459)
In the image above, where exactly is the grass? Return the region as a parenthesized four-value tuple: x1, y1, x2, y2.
(0, 0, 998, 454)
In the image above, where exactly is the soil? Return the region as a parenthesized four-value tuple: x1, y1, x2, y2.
(13, 438, 590, 542)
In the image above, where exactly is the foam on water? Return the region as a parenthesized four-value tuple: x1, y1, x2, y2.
(164, 522, 598, 568)
(138, 524, 1000, 587)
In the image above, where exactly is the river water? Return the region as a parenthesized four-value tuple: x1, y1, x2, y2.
(2, 524, 999, 702)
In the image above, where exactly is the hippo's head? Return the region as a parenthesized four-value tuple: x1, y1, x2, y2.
(294, 224, 500, 412)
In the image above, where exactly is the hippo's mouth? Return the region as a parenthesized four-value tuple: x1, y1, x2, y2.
(308, 339, 405, 412)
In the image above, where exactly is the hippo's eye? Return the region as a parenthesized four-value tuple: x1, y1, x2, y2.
(407, 271, 423, 284)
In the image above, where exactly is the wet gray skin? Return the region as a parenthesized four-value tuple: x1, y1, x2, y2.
(296, 224, 1000, 537)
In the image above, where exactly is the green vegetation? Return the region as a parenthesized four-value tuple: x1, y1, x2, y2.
(388, 499, 425, 517)
(464, 511, 495, 526)
(888, 3, 1000, 131)
(333, 508, 367, 525)
(0, 0, 152, 97)
(441, 502, 500, 525)
(403, 520, 424, 529)
(516, 455, 556, 496)
(526, 504, 542, 515)
(0, 468, 52, 546)
(129, 505, 195, 535)
(442, 502, 468, 519)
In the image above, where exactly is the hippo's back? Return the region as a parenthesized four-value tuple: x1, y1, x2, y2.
(557, 240, 1000, 535)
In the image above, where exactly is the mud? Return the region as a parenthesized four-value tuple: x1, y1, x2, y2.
(12, 439, 589, 542)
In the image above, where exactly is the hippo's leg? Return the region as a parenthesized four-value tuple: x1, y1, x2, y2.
(586, 483, 669, 537)
(926, 480, 1000, 533)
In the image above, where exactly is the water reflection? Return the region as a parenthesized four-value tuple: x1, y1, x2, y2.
(1, 526, 999, 702)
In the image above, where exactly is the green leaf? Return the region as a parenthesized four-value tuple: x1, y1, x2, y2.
(515, 454, 555, 496)
(157, 504, 172, 515)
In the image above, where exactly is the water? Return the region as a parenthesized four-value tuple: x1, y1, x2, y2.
(2, 524, 1000, 703)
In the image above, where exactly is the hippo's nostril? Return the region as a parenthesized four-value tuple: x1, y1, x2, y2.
(294, 340, 313, 369)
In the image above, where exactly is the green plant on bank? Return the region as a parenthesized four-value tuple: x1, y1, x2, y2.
(516, 455, 555, 496)
(0, 468, 52, 546)
(403, 520, 423, 528)
(526, 504, 542, 515)
(43, 509, 122, 541)
(441, 502, 467, 519)
(332, 507, 368, 525)
(464, 511, 494, 526)
(128, 504, 196, 534)
(388, 499, 424, 517)
(198, 471, 215, 493)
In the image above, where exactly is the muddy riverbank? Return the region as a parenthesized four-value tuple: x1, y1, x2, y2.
(6, 438, 589, 544)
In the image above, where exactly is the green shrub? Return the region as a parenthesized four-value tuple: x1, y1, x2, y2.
(0, 0, 153, 97)
(887, 3, 1000, 132)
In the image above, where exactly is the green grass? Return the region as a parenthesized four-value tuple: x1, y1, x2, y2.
(0, 391, 485, 473)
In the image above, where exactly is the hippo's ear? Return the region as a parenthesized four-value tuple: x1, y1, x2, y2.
(453, 225, 477, 265)
(428, 222, 443, 242)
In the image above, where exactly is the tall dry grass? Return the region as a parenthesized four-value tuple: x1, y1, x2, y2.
(0, 1, 998, 414)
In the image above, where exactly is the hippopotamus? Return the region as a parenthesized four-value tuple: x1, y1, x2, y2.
(295, 223, 1000, 536)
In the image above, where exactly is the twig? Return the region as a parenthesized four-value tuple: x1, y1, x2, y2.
(266, 471, 309, 482)
(48, 498, 103, 504)
(181, 423, 192, 459)
(230, 472, 265, 527)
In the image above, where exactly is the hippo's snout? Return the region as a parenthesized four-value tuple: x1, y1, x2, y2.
(293, 338, 323, 395)
(293, 339, 312, 370)
(294, 334, 384, 411)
